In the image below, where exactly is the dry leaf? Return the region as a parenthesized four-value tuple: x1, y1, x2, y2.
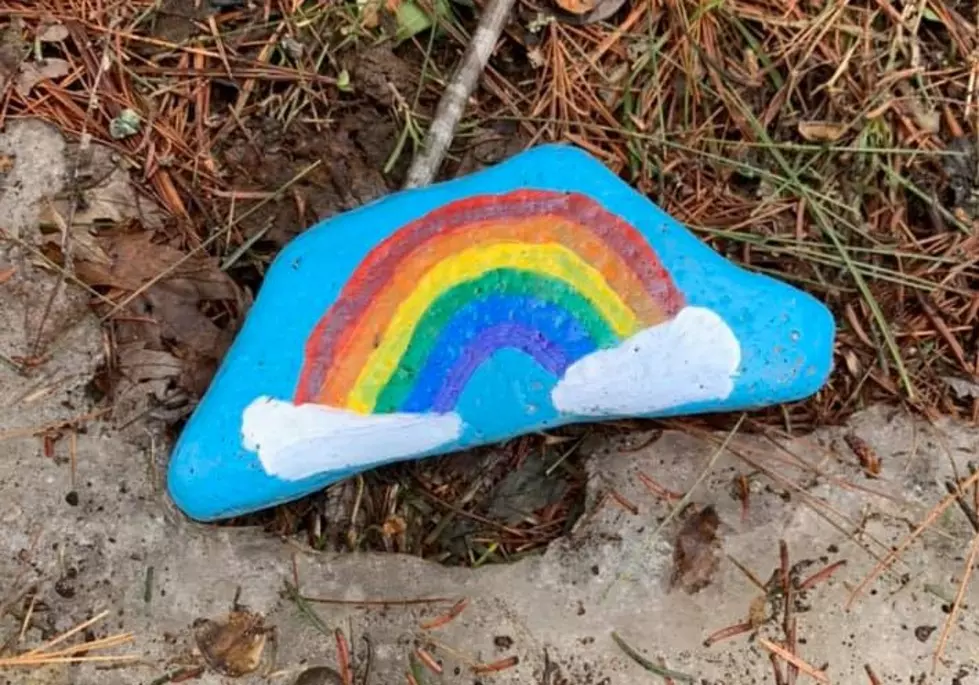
(555, 0, 597, 14)
(118, 346, 183, 384)
(670, 505, 722, 594)
(381, 515, 407, 537)
(0, 266, 16, 284)
(798, 121, 847, 143)
(194, 610, 270, 677)
(944, 375, 979, 400)
(896, 82, 941, 134)
(15, 58, 70, 97)
(75, 232, 235, 295)
(844, 432, 881, 478)
(0, 154, 13, 173)
(37, 23, 69, 42)
(39, 161, 164, 229)
(358, 0, 383, 28)
(914, 109, 941, 134)
(553, 0, 627, 22)
(748, 594, 769, 627)
(74, 231, 242, 397)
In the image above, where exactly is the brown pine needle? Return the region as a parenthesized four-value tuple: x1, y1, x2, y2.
(20, 610, 111, 658)
(847, 469, 979, 609)
(335, 629, 353, 685)
(471, 655, 519, 674)
(932, 530, 979, 673)
(415, 647, 443, 675)
(419, 598, 468, 630)
(1, 654, 141, 667)
(758, 638, 829, 684)
(0, 610, 136, 669)
(798, 560, 847, 592)
(864, 664, 882, 685)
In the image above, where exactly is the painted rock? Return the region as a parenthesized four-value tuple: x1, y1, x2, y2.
(167, 144, 835, 521)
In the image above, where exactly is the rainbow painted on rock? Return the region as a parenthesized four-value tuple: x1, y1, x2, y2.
(294, 189, 687, 415)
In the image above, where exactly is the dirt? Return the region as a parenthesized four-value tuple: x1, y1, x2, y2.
(212, 45, 428, 259)
(214, 40, 529, 261)
(149, 0, 216, 45)
(347, 45, 420, 109)
(218, 114, 394, 251)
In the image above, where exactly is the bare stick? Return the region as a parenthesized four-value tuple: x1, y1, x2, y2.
(403, 0, 517, 188)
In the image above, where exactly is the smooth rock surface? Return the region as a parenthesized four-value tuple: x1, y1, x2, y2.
(167, 144, 836, 521)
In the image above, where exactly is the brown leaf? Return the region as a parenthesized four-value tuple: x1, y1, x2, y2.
(75, 232, 235, 296)
(38, 163, 165, 229)
(117, 346, 183, 385)
(37, 23, 69, 42)
(844, 433, 881, 478)
(555, 0, 597, 14)
(670, 505, 722, 594)
(748, 594, 769, 627)
(194, 610, 269, 677)
(0, 154, 13, 173)
(553, 0, 627, 22)
(15, 58, 70, 97)
(75, 231, 242, 397)
(381, 515, 407, 537)
(798, 121, 847, 143)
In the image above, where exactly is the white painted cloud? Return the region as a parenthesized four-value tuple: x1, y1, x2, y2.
(551, 306, 741, 416)
(242, 397, 464, 481)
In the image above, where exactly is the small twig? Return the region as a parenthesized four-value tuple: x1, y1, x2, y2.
(403, 0, 517, 188)
(415, 648, 442, 675)
(283, 582, 331, 636)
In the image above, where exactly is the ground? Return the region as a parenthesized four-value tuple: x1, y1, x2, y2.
(2, 2, 979, 684)
(3, 115, 979, 685)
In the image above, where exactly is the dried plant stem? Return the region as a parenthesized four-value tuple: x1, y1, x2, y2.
(403, 0, 517, 188)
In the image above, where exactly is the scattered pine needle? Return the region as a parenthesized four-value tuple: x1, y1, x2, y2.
(758, 637, 829, 684)
(931, 530, 979, 673)
(419, 598, 468, 630)
(415, 647, 442, 675)
(335, 629, 353, 685)
(798, 560, 847, 592)
(847, 469, 979, 609)
(0, 610, 136, 669)
(471, 655, 519, 675)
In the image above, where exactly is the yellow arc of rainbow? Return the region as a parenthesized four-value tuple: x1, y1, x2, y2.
(344, 241, 641, 414)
